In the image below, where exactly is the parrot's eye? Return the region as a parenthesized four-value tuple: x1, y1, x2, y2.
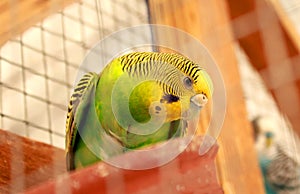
(183, 77, 193, 89)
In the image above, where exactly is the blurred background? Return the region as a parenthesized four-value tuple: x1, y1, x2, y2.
(0, 0, 149, 148)
(0, 0, 300, 194)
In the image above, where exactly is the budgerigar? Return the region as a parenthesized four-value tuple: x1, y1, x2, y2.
(65, 52, 213, 171)
(253, 116, 300, 194)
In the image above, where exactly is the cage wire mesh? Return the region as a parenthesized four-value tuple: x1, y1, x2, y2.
(0, 0, 149, 148)
(236, 0, 300, 137)
(242, 0, 300, 119)
(0, 0, 300, 150)
(235, 1, 300, 184)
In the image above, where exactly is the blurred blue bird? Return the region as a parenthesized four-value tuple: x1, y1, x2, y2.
(252, 116, 300, 194)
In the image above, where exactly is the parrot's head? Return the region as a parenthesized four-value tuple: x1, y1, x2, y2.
(171, 57, 213, 113)
(144, 52, 214, 122)
(117, 52, 214, 123)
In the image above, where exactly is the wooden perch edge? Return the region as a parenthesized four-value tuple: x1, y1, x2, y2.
(24, 136, 222, 194)
(0, 129, 66, 194)
(0, 129, 223, 194)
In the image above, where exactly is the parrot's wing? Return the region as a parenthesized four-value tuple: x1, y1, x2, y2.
(267, 146, 300, 193)
(267, 116, 300, 193)
(65, 72, 99, 170)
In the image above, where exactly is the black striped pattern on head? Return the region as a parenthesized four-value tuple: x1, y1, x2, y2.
(119, 52, 202, 97)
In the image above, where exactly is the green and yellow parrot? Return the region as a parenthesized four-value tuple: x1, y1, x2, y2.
(65, 52, 213, 171)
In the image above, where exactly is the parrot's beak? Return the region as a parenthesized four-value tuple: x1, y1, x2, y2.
(266, 137, 273, 148)
(265, 131, 274, 148)
(191, 94, 208, 108)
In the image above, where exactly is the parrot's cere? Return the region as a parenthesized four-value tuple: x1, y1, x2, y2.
(65, 52, 213, 171)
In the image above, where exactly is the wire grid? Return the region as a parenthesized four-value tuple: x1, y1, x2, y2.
(0, 0, 149, 148)
(231, 0, 300, 126)
(1, 0, 300, 148)
(236, 0, 300, 161)
(233, 1, 300, 120)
